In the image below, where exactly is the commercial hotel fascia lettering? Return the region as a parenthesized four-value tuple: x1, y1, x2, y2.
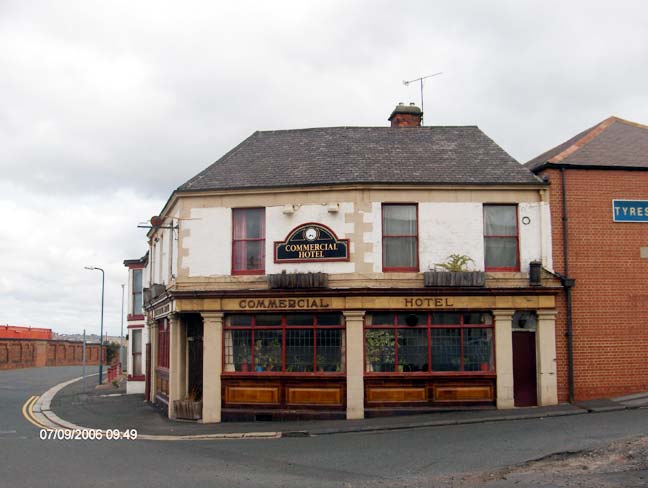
(135, 103, 561, 422)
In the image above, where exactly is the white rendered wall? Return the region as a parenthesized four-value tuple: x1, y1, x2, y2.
(540, 201, 554, 271)
(518, 203, 543, 272)
(183, 207, 232, 276)
(179, 200, 547, 277)
(370, 202, 485, 272)
(419, 202, 485, 271)
(265, 203, 355, 274)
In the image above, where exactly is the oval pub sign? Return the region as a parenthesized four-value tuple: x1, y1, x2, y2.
(274, 223, 349, 262)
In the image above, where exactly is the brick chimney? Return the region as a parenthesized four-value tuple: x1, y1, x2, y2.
(388, 102, 423, 127)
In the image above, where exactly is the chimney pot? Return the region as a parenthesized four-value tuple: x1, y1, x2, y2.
(388, 103, 423, 128)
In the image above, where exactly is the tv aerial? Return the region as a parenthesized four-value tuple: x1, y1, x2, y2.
(403, 72, 443, 125)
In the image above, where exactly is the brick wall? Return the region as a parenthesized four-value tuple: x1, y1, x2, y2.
(0, 339, 106, 370)
(541, 168, 648, 400)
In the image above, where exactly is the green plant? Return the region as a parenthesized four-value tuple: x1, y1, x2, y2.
(255, 337, 281, 371)
(111, 379, 119, 388)
(365, 330, 395, 371)
(435, 254, 474, 272)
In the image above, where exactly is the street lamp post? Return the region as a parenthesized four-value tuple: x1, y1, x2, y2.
(120, 283, 125, 370)
(85, 266, 105, 385)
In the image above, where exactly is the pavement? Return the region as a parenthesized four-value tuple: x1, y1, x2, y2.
(4, 365, 648, 487)
(44, 373, 648, 438)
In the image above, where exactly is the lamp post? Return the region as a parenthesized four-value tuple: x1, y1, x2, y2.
(85, 266, 105, 385)
(120, 283, 125, 369)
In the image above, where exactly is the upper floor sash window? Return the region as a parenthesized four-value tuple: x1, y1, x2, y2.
(232, 208, 266, 274)
(132, 269, 143, 314)
(483, 204, 519, 271)
(382, 204, 418, 272)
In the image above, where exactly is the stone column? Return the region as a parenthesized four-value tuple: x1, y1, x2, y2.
(201, 312, 224, 423)
(493, 310, 515, 409)
(168, 313, 186, 418)
(343, 310, 365, 420)
(536, 310, 558, 406)
(148, 318, 158, 403)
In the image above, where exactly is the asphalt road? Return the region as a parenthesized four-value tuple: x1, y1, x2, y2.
(1, 366, 647, 487)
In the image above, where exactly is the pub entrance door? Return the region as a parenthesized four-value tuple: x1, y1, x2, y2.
(186, 316, 204, 399)
(512, 331, 537, 407)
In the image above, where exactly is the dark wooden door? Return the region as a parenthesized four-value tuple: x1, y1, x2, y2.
(512, 331, 537, 407)
(187, 316, 204, 400)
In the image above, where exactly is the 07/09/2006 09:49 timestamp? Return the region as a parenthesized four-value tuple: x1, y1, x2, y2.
(40, 429, 138, 440)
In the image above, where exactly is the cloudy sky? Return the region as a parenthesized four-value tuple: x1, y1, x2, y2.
(2, 1, 647, 335)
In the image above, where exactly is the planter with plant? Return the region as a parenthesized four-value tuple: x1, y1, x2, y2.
(173, 387, 202, 420)
(424, 254, 485, 287)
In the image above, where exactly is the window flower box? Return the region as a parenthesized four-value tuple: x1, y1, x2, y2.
(424, 271, 485, 287)
(173, 400, 202, 420)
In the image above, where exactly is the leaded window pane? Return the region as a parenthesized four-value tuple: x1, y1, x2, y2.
(398, 328, 428, 372)
(431, 328, 461, 371)
(286, 329, 314, 372)
(316, 329, 344, 372)
(462, 328, 494, 372)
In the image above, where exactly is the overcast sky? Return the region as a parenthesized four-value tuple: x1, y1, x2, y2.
(2, 1, 647, 335)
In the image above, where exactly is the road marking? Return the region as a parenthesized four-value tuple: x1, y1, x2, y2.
(22, 396, 52, 430)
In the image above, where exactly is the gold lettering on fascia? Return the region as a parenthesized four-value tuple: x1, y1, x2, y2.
(403, 298, 454, 308)
(238, 298, 331, 310)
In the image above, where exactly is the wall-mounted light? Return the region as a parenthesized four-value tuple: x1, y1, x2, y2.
(282, 204, 295, 215)
(327, 203, 339, 213)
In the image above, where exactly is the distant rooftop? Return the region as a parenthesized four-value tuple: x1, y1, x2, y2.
(526, 117, 648, 172)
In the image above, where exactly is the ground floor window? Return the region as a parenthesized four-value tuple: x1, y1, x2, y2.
(131, 329, 142, 376)
(224, 313, 345, 373)
(157, 319, 170, 369)
(365, 312, 494, 373)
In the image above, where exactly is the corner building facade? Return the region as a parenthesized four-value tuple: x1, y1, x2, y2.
(144, 105, 561, 422)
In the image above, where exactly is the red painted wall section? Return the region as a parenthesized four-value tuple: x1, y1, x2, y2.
(541, 168, 648, 401)
(0, 326, 52, 340)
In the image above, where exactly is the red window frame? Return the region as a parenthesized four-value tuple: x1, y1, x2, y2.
(223, 313, 346, 376)
(156, 319, 170, 369)
(232, 208, 266, 275)
(363, 311, 495, 375)
(483, 204, 520, 272)
(381, 203, 419, 272)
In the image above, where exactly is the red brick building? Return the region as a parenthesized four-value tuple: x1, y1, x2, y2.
(527, 117, 648, 401)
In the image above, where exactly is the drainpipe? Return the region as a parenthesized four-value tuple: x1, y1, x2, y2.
(561, 167, 575, 403)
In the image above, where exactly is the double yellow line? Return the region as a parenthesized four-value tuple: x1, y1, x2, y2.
(21, 396, 52, 430)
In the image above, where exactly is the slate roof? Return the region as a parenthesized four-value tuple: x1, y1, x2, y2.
(526, 117, 648, 172)
(177, 126, 542, 192)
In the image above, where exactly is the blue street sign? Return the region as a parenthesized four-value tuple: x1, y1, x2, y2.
(613, 200, 648, 222)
